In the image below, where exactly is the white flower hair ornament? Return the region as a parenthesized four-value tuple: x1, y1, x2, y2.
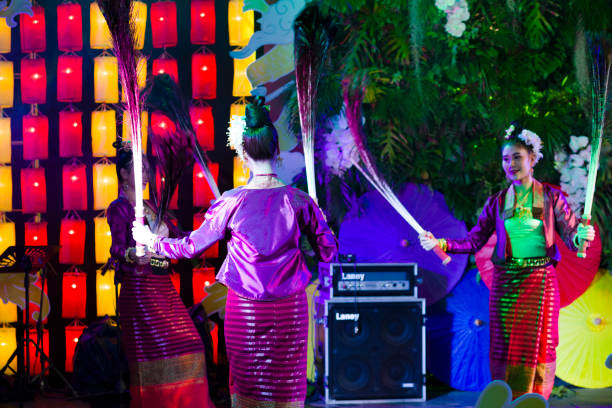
(517, 129, 544, 164)
(504, 124, 515, 139)
(227, 115, 247, 160)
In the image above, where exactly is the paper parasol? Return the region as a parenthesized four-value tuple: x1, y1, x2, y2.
(339, 184, 468, 305)
(556, 270, 612, 388)
(426, 268, 491, 391)
(475, 224, 602, 307)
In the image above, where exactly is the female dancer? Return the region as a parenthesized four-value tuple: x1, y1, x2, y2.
(107, 141, 214, 408)
(419, 122, 595, 399)
(133, 99, 338, 408)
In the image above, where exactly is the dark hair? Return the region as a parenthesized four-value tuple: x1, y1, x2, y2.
(112, 139, 133, 183)
(501, 120, 532, 153)
(242, 97, 279, 160)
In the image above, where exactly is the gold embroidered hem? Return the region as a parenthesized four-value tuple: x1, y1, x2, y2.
(231, 394, 304, 408)
(130, 352, 206, 387)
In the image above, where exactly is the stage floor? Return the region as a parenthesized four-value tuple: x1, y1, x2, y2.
(0, 388, 611, 408)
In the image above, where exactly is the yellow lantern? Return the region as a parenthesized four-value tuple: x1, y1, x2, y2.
(228, 0, 254, 47)
(94, 216, 112, 264)
(94, 56, 119, 103)
(0, 117, 10, 163)
(0, 327, 16, 373)
(233, 156, 250, 187)
(0, 301, 17, 323)
(90, 1, 112, 49)
(230, 99, 247, 118)
(0, 18, 10, 53)
(122, 110, 148, 152)
(93, 161, 117, 210)
(96, 269, 120, 316)
(0, 217, 15, 255)
(91, 109, 116, 157)
(121, 56, 147, 102)
(132, 1, 147, 50)
(0, 166, 11, 211)
(0, 60, 14, 108)
(232, 53, 256, 97)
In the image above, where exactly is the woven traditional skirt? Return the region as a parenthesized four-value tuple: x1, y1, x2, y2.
(490, 263, 559, 399)
(119, 272, 214, 408)
(225, 290, 309, 408)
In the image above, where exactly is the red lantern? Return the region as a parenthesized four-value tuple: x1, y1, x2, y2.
(25, 221, 47, 246)
(194, 212, 218, 258)
(23, 275, 48, 325)
(152, 56, 179, 83)
(190, 105, 214, 150)
(26, 328, 48, 375)
(20, 5, 46, 53)
(59, 110, 83, 157)
(150, 111, 177, 135)
(170, 272, 180, 294)
(155, 169, 178, 210)
(191, 0, 215, 44)
(57, 3, 83, 52)
(20, 57, 47, 104)
(192, 267, 216, 303)
(192, 53, 216, 99)
(151, 1, 178, 48)
(65, 324, 86, 373)
(62, 164, 87, 211)
(22, 114, 48, 160)
(62, 271, 87, 319)
(59, 218, 86, 265)
(21, 168, 46, 214)
(193, 162, 218, 208)
(57, 55, 82, 103)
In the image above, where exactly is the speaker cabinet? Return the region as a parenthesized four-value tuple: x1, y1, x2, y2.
(325, 297, 425, 404)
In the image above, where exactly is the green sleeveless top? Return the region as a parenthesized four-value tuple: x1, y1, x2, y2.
(504, 187, 547, 258)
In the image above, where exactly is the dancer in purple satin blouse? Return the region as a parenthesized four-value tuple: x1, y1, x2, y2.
(133, 98, 338, 408)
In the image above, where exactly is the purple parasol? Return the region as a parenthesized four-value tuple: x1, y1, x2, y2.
(339, 183, 468, 305)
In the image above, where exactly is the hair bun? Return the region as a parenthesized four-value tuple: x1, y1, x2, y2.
(245, 97, 272, 129)
(112, 139, 123, 149)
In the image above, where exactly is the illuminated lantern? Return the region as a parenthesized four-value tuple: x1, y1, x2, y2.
(230, 99, 247, 118)
(96, 269, 119, 316)
(191, 0, 215, 44)
(60, 218, 86, 265)
(193, 162, 218, 208)
(228, 0, 253, 47)
(132, 1, 147, 50)
(122, 57, 147, 101)
(151, 1, 177, 48)
(122, 111, 148, 152)
(152, 56, 178, 83)
(0, 301, 17, 324)
(21, 57, 46, 104)
(20, 5, 46, 53)
(59, 110, 83, 157)
(91, 109, 116, 157)
(0, 328, 17, 373)
(192, 267, 216, 303)
(150, 111, 176, 135)
(0, 217, 15, 255)
(233, 156, 250, 187)
(170, 272, 180, 294)
(23, 274, 47, 325)
(20, 168, 46, 214)
(0, 166, 12, 212)
(57, 54, 82, 102)
(62, 271, 86, 319)
(0, 117, 10, 163)
(155, 169, 178, 210)
(22, 114, 48, 160)
(192, 52, 216, 99)
(26, 328, 48, 375)
(57, 3, 83, 52)
(93, 162, 118, 210)
(25, 221, 47, 246)
(233, 53, 256, 96)
(0, 18, 11, 53)
(62, 164, 87, 210)
(0, 60, 14, 108)
(94, 216, 112, 264)
(94, 56, 119, 103)
(194, 212, 218, 258)
(90, 1, 112, 49)
(65, 323, 86, 373)
(190, 105, 214, 150)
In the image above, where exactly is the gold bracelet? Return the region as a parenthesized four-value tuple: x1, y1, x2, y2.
(437, 238, 448, 252)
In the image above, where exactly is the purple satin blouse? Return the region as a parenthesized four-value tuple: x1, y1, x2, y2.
(153, 186, 338, 300)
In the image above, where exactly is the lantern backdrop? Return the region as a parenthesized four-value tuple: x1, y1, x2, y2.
(94, 56, 119, 103)
(25, 221, 47, 246)
(156, 169, 179, 210)
(57, 2, 83, 52)
(57, 54, 83, 102)
(0, 301, 17, 323)
(22, 114, 48, 161)
(21, 167, 46, 214)
(59, 110, 83, 157)
(20, 57, 47, 105)
(65, 323, 86, 373)
(91, 109, 116, 157)
(62, 163, 87, 211)
(232, 53, 256, 97)
(152, 56, 179, 83)
(228, 0, 254, 47)
(0, 60, 14, 108)
(0, 217, 15, 255)
(20, 5, 46, 53)
(192, 52, 216, 99)
(90, 1, 112, 49)
(26, 328, 49, 375)
(233, 157, 249, 187)
(0, 328, 17, 373)
(59, 218, 86, 265)
(93, 161, 118, 210)
(0, 117, 10, 163)
(132, 1, 147, 50)
(151, 1, 178, 48)
(94, 216, 112, 264)
(230, 99, 247, 118)
(170, 272, 180, 294)
(190, 105, 214, 150)
(150, 111, 176, 135)
(191, 0, 215, 45)
(0, 18, 10, 53)
(24, 274, 48, 325)
(193, 162, 218, 208)
(122, 111, 148, 151)
(192, 267, 216, 303)
(194, 212, 218, 258)
(122, 56, 147, 101)
(62, 270, 87, 319)
(96, 269, 119, 317)
(0, 166, 12, 212)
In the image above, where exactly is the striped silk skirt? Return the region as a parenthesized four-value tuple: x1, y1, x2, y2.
(225, 290, 309, 408)
(119, 272, 214, 408)
(490, 264, 560, 399)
